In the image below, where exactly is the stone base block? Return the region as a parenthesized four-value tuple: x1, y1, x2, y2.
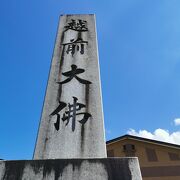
(0, 158, 142, 180)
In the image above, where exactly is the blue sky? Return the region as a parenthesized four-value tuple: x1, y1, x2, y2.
(1, 0, 180, 160)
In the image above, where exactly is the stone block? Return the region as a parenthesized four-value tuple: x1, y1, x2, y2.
(0, 158, 142, 180)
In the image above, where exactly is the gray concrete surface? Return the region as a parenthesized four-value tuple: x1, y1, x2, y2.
(0, 158, 142, 180)
(33, 14, 107, 159)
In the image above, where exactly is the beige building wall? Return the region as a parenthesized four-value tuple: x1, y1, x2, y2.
(107, 137, 180, 180)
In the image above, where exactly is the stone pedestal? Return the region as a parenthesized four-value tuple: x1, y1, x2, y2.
(0, 158, 142, 180)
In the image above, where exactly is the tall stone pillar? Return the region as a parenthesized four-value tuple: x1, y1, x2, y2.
(33, 14, 107, 159)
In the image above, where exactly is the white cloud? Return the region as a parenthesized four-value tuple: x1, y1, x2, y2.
(174, 118, 180, 126)
(127, 128, 180, 145)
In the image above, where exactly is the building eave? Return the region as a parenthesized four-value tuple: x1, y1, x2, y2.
(106, 134, 180, 150)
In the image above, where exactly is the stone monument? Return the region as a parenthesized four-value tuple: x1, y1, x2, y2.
(33, 14, 106, 159)
(0, 14, 142, 180)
